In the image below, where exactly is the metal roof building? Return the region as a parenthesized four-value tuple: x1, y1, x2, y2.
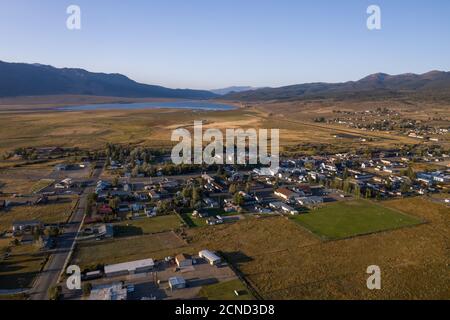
(169, 277, 186, 290)
(104, 258, 155, 278)
(199, 250, 221, 266)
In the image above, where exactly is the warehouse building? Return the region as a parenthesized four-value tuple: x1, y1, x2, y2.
(104, 258, 155, 278)
(199, 250, 221, 266)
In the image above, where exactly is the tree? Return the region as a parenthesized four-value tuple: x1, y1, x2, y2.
(354, 184, 361, 198)
(48, 285, 62, 300)
(112, 176, 119, 187)
(108, 197, 120, 212)
(233, 192, 245, 206)
(228, 184, 237, 194)
(82, 283, 92, 297)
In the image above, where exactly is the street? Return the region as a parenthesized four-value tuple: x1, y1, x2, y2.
(28, 162, 103, 300)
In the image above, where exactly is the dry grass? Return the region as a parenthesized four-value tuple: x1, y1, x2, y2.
(188, 197, 449, 300)
(72, 231, 189, 270)
(0, 197, 76, 232)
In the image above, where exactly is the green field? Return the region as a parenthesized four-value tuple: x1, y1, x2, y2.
(291, 200, 423, 240)
(113, 215, 182, 237)
(198, 279, 253, 300)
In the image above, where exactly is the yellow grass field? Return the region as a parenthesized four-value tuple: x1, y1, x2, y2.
(187, 197, 449, 300)
(0, 197, 76, 232)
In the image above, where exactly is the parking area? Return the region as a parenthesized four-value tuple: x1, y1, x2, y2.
(87, 257, 239, 300)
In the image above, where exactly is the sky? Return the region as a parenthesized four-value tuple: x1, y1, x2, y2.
(0, 0, 449, 89)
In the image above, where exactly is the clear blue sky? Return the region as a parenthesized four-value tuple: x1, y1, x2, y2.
(1, 0, 449, 89)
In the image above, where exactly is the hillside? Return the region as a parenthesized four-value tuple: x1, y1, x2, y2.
(223, 71, 450, 101)
(0, 61, 217, 99)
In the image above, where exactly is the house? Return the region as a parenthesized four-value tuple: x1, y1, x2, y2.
(274, 188, 299, 201)
(269, 202, 298, 215)
(118, 203, 130, 213)
(104, 258, 155, 278)
(175, 254, 193, 268)
(199, 250, 221, 266)
(148, 190, 161, 200)
(98, 204, 113, 215)
(131, 203, 144, 212)
(203, 198, 219, 208)
(296, 196, 323, 207)
(169, 277, 186, 290)
(12, 220, 43, 235)
(207, 216, 224, 225)
(144, 205, 156, 217)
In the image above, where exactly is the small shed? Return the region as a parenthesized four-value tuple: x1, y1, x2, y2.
(175, 254, 192, 268)
(169, 277, 186, 290)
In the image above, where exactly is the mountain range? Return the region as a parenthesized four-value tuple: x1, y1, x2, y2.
(0, 61, 217, 99)
(223, 71, 450, 101)
(210, 86, 259, 95)
(1, 61, 449, 102)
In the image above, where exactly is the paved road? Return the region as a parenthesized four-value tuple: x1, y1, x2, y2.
(29, 163, 103, 300)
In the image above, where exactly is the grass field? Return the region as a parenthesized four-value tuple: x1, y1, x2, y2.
(291, 200, 423, 240)
(0, 197, 75, 232)
(72, 231, 189, 271)
(188, 197, 449, 299)
(198, 279, 253, 300)
(0, 244, 47, 290)
(113, 215, 183, 237)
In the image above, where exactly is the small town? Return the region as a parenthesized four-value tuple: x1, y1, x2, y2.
(1, 141, 448, 300)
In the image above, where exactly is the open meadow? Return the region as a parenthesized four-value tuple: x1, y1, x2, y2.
(0, 197, 76, 233)
(187, 197, 449, 299)
(1, 96, 448, 156)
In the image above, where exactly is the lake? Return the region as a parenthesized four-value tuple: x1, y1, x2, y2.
(60, 100, 236, 111)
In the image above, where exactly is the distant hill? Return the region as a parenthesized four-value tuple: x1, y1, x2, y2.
(223, 71, 450, 101)
(210, 86, 259, 95)
(0, 61, 217, 99)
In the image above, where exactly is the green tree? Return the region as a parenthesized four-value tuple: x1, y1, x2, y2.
(48, 285, 62, 300)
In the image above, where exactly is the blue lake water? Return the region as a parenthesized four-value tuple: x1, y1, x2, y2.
(60, 100, 236, 111)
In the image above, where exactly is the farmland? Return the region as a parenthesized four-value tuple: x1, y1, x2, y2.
(0, 197, 76, 232)
(187, 197, 449, 299)
(291, 200, 423, 240)
(72, 231, 189, 271)
(0, 244, 48, 290)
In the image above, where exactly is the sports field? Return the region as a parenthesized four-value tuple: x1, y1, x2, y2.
(291, 200, 423, 240)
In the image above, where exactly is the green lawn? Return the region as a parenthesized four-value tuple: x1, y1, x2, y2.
(198, 279, 253, 300)
(291, 200, 423, 240)
(113, 215, 182, 237)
